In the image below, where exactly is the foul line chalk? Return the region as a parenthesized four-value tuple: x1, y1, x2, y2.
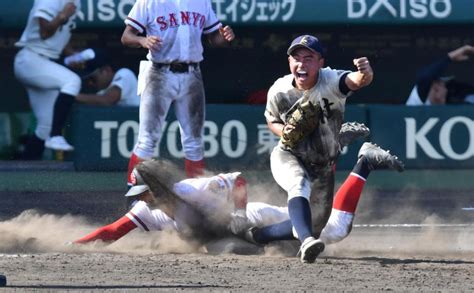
(354, 223, 472, 228)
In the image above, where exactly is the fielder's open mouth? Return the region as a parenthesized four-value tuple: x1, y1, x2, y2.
(296, 70, 308, 80)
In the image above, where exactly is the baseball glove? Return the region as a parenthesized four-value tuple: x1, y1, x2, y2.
(281, 94, 323, 149)
(136, 160, 184, 216)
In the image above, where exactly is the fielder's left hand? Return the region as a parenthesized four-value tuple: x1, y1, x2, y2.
(353, 57, 373, 76)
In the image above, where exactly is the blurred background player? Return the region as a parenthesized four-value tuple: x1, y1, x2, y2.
(406, 44, 474, 106)
(76, 49, 140, 107)
(14, 0, 82, 159)
(263, 35, 374, 263)
(121, 0, 235, 181)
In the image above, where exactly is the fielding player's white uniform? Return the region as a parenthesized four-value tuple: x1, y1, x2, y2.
(97, 68, 140, 107)
(14, 0, 81, 141)
(127, 174, 354, 245)
(266, 68, 352, 234)
(124, 0, 222, 161)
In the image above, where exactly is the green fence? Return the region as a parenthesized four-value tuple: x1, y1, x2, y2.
(369, 105, 474, 169)
(68, 104, 366, 171)
(65, 104, 474, 171)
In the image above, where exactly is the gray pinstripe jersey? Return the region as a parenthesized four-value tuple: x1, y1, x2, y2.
(265, 67, 351, 169)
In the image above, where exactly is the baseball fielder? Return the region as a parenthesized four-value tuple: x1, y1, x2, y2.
(264, 35, 375, 263)
(14, 0, 82, 157)
(121, 0, 235, 182)
(75, 143, 404, 254)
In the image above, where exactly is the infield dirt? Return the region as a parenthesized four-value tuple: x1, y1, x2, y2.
(0, 173, 473, 291)
(0, 208, 472, 291)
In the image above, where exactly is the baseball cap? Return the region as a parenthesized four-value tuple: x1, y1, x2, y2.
(80, 49, 110, 79)
(218, 172, 243, 191)
(439, 75, 455, 83)
(287, 35, 325, 57)
(125, 168, 150, 197)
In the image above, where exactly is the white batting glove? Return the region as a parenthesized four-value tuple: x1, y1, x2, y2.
(229, 209, 250, 235)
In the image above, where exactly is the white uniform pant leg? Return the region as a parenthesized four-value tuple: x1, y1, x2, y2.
(14, 49, 81, 140)
(319, 209, 354, 244)
(174, 68, 205, 161)
(246, 202, 289, 227)
(134, 66, 176, 159)
(14, 49, 81, 96)
(25, 87, 58, 140)
(270, 146, 312, 201)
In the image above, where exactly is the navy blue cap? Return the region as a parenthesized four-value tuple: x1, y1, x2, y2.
(80, 49, 110, 79)
(287, 35, 324, 57)
(439, 75, 455, 83)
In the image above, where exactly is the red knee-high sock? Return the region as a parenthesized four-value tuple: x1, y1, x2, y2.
(127, 153, 142, 186)
(332, 173, 366, 213)
(185, 158, 205, 178)
(74, 216, 137, 244)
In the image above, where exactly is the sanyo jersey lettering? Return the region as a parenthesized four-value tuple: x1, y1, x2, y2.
(265, 67, 352, 166)
(15, 0, 81, 60)
(125, 0, 221, 63)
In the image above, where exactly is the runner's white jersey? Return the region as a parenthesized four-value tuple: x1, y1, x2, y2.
(172, 172, 241, 216)
(125, 199, 353, 245)
(97, 68, 140, 107)
(126, 200, 177, 231)
(124, 0, 221, 63)
(15, 0, 81, 60)
(126, 200, 289, 233)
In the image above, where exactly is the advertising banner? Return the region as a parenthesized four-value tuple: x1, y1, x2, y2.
(2, 0, 472, 29)
(368, 105, 474, 169)
(69, 104, 368, 171)
(68, 104, 474, 171)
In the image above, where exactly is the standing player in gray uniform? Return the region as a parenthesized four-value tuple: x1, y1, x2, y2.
(14, 0, 82, 158)
(121, 0, 235, 183)
(263, 35, 375, 263)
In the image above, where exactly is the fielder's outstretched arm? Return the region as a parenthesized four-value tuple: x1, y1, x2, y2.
(345, 57, 374, 91)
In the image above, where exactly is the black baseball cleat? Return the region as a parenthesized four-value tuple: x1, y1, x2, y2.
(297, 237, 325, 264)
(358, 142, 405, 172)
(339, 122, 370, 148)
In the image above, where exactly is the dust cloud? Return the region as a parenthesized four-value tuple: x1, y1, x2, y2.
(0, 208, 472, 259)
(324, 186, 474, 259)
(325, 214, 474, 259)
(0, 177, 472, 260)
(0, 210, 202, 255)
